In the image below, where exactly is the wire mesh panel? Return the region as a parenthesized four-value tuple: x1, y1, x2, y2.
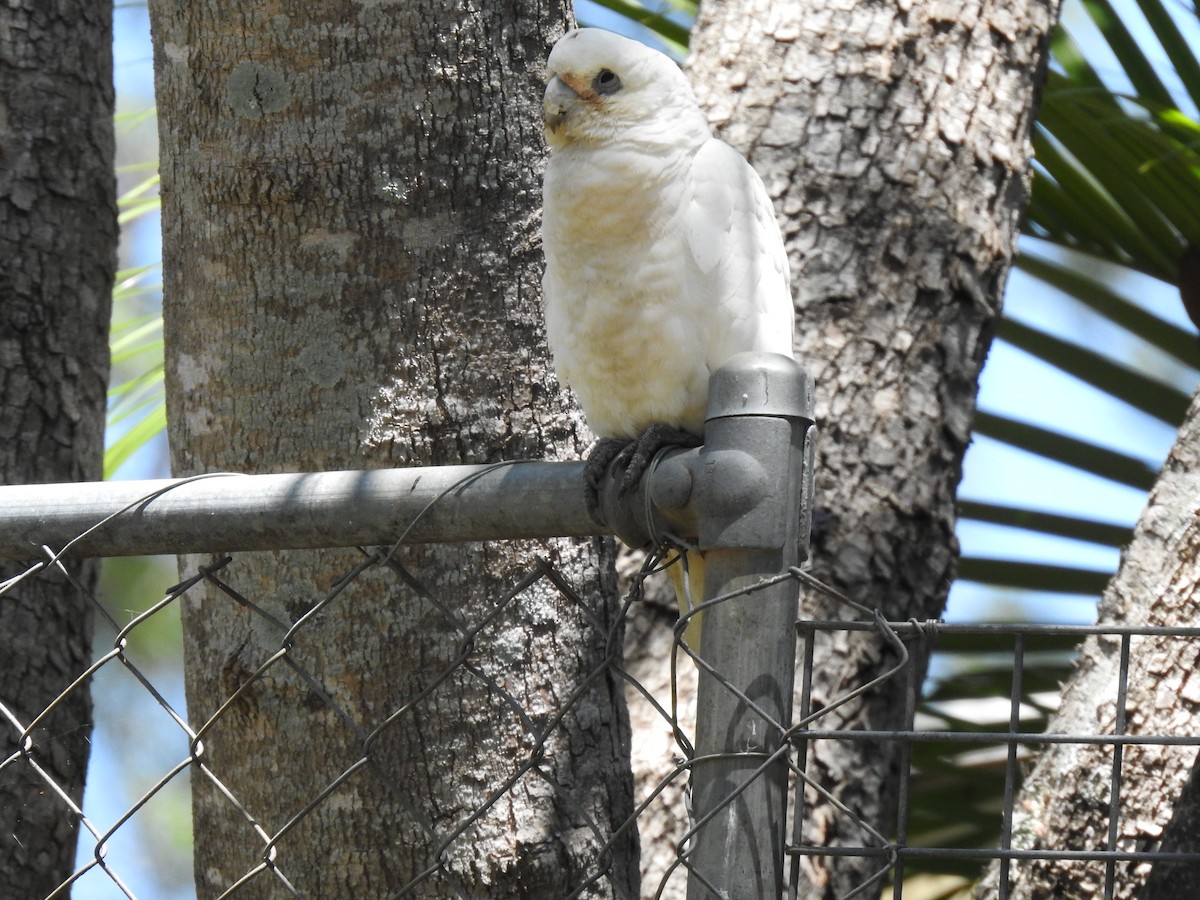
(787, 606, 1200, 900)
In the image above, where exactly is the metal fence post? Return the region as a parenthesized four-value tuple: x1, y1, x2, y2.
(663, 352, 815, 898)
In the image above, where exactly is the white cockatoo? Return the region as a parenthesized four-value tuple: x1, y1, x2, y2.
(541, 27, 795, 645)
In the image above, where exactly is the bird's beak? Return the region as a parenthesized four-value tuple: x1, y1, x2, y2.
(544, 75, 580, 135)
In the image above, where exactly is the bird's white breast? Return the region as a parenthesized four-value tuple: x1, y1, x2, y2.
(543, 144, 712, 439)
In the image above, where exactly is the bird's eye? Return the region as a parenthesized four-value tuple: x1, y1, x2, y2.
(593, 68, 622, 96)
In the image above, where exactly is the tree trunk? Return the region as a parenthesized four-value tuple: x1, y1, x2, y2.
(0, 2, 115, 895)
(973, 386, 1200, 899)
(683, 1, 1059, 895)
(149, 1, 637, 896)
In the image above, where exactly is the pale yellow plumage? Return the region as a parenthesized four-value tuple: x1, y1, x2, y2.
(541, 28, 794, 648)
(665, 549, 706, 649)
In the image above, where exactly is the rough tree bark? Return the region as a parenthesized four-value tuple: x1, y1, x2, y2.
(973, 387, 1200, 899)
(149, 1, 637, 897)
(0, 2, 115, 895)
(680, 1, 1059, 895)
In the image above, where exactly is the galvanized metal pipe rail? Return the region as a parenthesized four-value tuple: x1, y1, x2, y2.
(0, 462, 605, 560)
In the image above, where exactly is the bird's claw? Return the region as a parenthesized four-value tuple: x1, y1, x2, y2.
(584, 437, 632, 523)
(583, 425, 702, 524)
(617, 424, 701, 494)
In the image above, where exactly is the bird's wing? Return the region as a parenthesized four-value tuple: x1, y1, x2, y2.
(683, 138, 795, 368)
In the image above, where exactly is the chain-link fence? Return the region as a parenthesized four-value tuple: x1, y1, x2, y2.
(0, 494, 797, 898)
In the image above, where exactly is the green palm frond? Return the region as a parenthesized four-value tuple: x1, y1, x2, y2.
(106, 148, 164, 479)
(972, 410, 1160, 489)
(583, 0, 693, 54)
(1027, 2, 1200, 280)
(959, 0, 1200, 601)
(117, 172, 161, 225)
(957, 500, 1131, 546)
(1015, 249, 1198, 366)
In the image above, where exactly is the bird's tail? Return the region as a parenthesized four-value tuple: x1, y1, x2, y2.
(666, 548, 706, 651)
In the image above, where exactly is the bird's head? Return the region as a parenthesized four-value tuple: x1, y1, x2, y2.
(543, 28, 709, 151)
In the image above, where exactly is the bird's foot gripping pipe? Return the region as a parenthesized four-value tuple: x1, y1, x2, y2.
(587, 351, 817, 564)
(583, 425, 702, 527)
(583, 437, 632, 523)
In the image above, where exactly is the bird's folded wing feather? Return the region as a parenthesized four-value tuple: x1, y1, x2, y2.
(683, 139, 795, 367)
